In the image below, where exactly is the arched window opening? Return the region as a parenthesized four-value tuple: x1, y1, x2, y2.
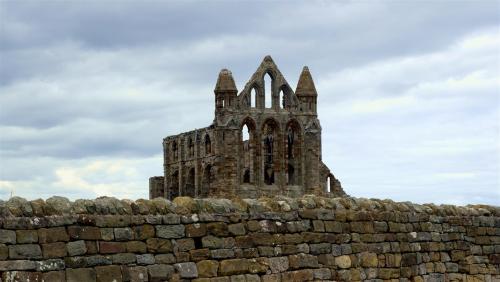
(264, 73, 272, 108)
(201, 165, 212, 197)
(288, 164, 295, 185)
(263, 120, 277, 185)
(250, 88, 256, 108)
(326, 176, 331, 192)
(184, 168, 195, 197)
(242, 124, 250, 143)
(280, 89, 285, 109)
(287, 127, 294, 160)
(243, 169, 250, 183)
(170, 171, 179, 199)
(205, 134, 211, 155)
(188, 138, 194, 158)
(172, 141, 178, 161)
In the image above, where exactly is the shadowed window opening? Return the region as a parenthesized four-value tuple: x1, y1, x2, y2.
(205, 134, 211, 155)
(184, 168, 195, 197)
(170, 171, 179, 199)
(288, 164, 295, 185)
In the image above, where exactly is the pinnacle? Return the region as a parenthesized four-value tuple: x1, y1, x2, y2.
(295, 66, 317, 97)
(215, 68, 237, 92)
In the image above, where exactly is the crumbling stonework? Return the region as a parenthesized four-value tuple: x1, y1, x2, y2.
(0, 195, 498, 281)
(150, 56, 345, 200)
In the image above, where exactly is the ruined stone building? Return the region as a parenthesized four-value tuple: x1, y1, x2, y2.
(150, 56, 345, 199)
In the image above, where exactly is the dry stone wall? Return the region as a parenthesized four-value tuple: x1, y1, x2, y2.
(0, 195, 498, 282)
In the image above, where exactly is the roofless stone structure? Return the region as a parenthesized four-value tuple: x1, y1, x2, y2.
(149, 56, 346, 199)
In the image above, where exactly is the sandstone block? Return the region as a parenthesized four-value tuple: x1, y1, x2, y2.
(136, 254, 155, 265)
(335, 255, 351, 269)
(191, 248, 210, 261)
(281, 269, 314, 281)
(0, 229, 16, 244)
(175, 238, 195, 251)
(67, 226, 101, 240)
(359, 251, 378, 267)
(228, 223, 246, 236)
(114, 227, 134, 241)
(147, 264, 174, 280)
(126, 241, 147, 253)
(175, 262, 198, 278)
(8, 244, 42, 259)
(268, 256, 289, 273)
(42, 242, 67, 258)
(146, 238, 173, 253)
(100, 228, 115, 241)
(0, 244, 8, 260)
(197, 260, 219, 278)
(128, 266, 148, 282)
(67, 240, 87, 256)
(43, 271, 66, 282)
(288, 253, 319, 269)
(186, 223, 207, 237)
(36, 258, 65, 272)
(15, 230, 38, 243)
(99, 241, 126, 254)
(202, 235, 224, 249)
(111, 253, 136, 264)
(0, 260, 37, 271)
(155, 253, 176, 264)
(66, 267, 96, 282)
(96, 265, 122, 282)
(38, 227, 69, 243)
(134, 224, 155, 240)
(219, 259, 249, 276)
(156, 224, 185, 238)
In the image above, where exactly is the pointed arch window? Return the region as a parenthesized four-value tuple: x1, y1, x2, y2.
(205, 134, 211, 155)
(172, 141, 178, 161)
(264, 73, 272, 108)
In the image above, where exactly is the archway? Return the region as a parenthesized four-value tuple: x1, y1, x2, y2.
(240, 118, 256, 184)
(204, 134, 211, 155)
(170, 170, 179, 199)
(285, 119, 302, 186)
(264, 72, 273, 108)
(184, 168, 195, 197)
(262, 119, 279, 185)
(200, 165, 213, 197)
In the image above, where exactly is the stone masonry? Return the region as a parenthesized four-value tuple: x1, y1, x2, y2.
(149, 56, 345, 200)
(0, 195, 499, 281)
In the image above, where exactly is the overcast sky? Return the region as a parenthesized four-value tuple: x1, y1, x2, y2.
(0, 1, 498, 205)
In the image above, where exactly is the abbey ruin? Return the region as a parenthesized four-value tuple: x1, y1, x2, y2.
(149, 56, 345, 200)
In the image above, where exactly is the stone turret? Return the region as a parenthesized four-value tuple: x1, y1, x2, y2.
(214, 69, 238, 112)
(295, 66, 317, 114)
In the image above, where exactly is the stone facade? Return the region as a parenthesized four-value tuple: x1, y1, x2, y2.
(150, 56, 345, 200)
(0, 196, 499, 281)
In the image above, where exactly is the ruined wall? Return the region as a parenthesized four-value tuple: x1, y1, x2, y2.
(0, 196, 498, 281)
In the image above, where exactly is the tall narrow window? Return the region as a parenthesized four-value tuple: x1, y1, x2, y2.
(188, 138, 194, 158)
(250, 88, 256, 108)
(264, 73, 272, 108)
(170, 171, 179, 199)
(280, 89, 285, 109)
(242, 124, 250, 143)
(172, 141, 178, 161)
(326, 177, 331, 192)
(205, 134, 211, 155)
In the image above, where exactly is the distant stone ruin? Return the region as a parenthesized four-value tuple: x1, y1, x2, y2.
(150, 56, 345, 200)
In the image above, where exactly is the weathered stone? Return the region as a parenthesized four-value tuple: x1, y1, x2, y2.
(67, 240, 87, 256)
(228, 223, 246, 236)
(0, 244, 7, 260)
(16, 230, 38, 243)
(146, 238, 173, 253)
(156, 224, 185, 238)
(129, 266, 148, 282)
(359, 251, 378, 267)
(288, 253, 319, 269)
(202, 235, 224, 249)
(197, 260, 219, 278)
(175, 262, 198, 278)
(38, 227, 69, 243)
(36, 258, 65, 272)
(100, 228, 115, 241)
(96, 265, 122, 282)
(68, 226, 101, 240)
(66, 268, 96, 282)
(45, 196, 72, 215)
(0, 229, 16, 244)
(219, 259, 249, 276)
(335, 255, 351, 269)
(147, 264, 174, 280)
(281, 269, 314, 281)
(99, 241, 126, 254)
(42, 271, 66, 282)
(155, 253, 176, 264)
(126, 241, 147, 253)
(134, 224, 155, 240)
(111, 253, 136, 264)
(42, 242, 67, 258)
(0, 260, 37, 271)
(268, 256, 289, 273)
(114, 227, 134, 241)
(186, 223, 207, 237)
(136, 254, 155, 265)
(8, 244, 42, 259)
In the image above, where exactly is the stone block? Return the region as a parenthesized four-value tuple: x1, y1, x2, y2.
(219, 259, 250, 276)
(43, 271, 66, 282)
(175, 262, 198, 278)
(36, 258, 65, 272)
(288, 253, 319, 269)
(2, 271, 43, 282)
(38, 227, 69, 243)
(156, 224, 185, 238)
(111, 253, 136, 264)
(211, 248, 235, 259)
(66, 268, 97, 282)
(146, 238, 173, 253)
(0, 229, 16, 244)
(147, 264, 174, 280)
(228, 223, 246, 236)
(281, 269, 314, 281)
(137, 254, 155, 265)
(191, 248, 210, 261)
(335, 255, 351, 269)
(202, 235, 224, 249)
(126, 241, 147, 253)
(268, 256, 289, 273)
(0, 260, 37, 271)
(16, 230, 38, 243)
(134, 224, 155, 240)
(186, 223, 207, 237)
(96, 265, 122, 282)
(114, 227, 134, 241)
(197, 260, 219, 278)
(67, 226, 101, 240)
(359, 251, 378, 267)
(42, 242, 67, 258)
(0, 244, 8, 260)
(175, 238, 195, 251)
(8, 244, 42, 259)
(129, 266, 148, 282)
(155, 253, 176, 264)
(67, 240, 87, 256)
(99, 241, 126, 254)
